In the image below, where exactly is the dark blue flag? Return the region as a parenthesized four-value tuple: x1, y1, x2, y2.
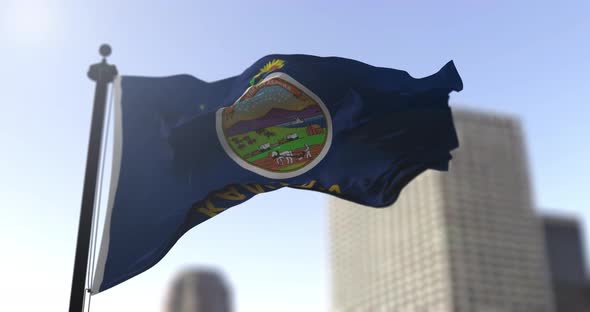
(92, 55, 462, 293)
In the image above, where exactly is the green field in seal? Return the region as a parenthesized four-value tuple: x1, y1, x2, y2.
(247, 132, 326, 163)
(226, 126, 326, 162)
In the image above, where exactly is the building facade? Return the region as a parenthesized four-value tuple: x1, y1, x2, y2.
(329, 109, 555, 311)
(543, 216, 590, 311)
(165, 268, 232, 312)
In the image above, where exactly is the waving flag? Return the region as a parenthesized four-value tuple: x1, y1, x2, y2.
(92, 55, 463, 293)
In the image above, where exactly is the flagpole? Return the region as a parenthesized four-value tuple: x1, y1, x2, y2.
(69, 44, 118, 312)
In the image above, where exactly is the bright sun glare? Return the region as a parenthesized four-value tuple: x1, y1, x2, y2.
(1, 1, 60, 45)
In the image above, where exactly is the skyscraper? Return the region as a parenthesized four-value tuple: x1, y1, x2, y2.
(329, 109, 555, 311)
(165, 268, 232, 312)
(543, 215, 590, 311)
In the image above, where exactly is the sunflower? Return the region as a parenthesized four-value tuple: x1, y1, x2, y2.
(249, 59, 285, 86)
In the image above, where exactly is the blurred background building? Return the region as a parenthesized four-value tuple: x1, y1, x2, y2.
(543, 215, 590, 311)
(329, 109, 556, 311)
(165, 268, 232, 312)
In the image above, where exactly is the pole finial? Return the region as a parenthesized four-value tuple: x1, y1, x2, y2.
(88, 44, 118, 83)
(99, 44, 112, 58)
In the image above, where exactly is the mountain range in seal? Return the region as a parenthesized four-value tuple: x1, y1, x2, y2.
(224, 105, 323, 136)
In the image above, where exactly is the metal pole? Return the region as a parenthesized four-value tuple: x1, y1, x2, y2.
(69, 44, 118, 312)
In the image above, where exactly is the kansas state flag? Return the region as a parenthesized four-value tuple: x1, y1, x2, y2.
(92, 55, 463, 293)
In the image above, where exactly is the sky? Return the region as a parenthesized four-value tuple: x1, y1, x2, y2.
(0, 0, 589, 311)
